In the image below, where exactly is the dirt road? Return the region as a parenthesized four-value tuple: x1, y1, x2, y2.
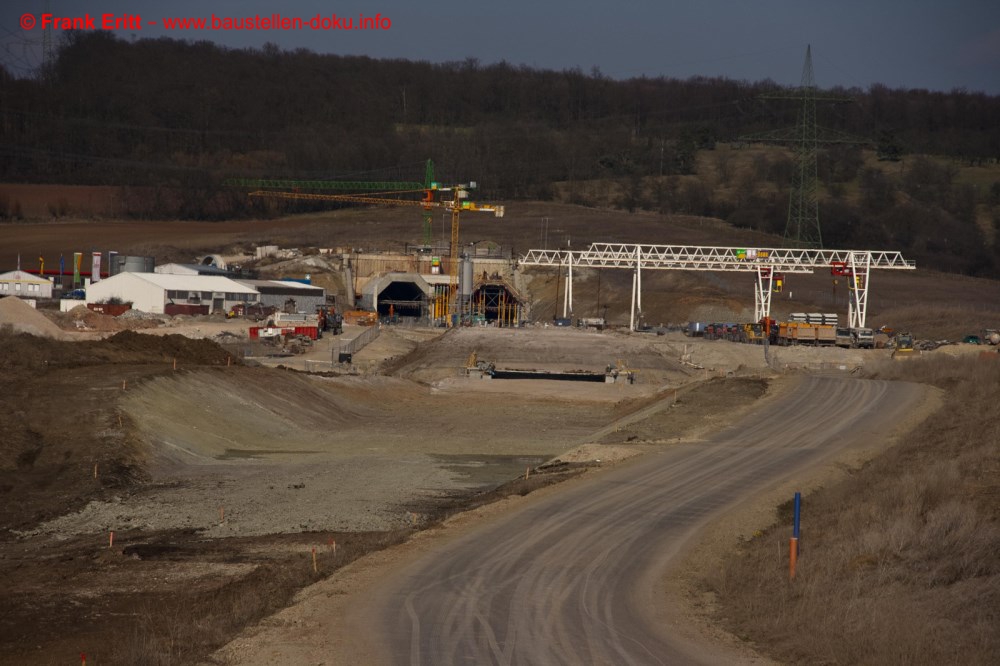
(347, 376, 923, 665)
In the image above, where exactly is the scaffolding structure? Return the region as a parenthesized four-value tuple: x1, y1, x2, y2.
(471, 276, 523, 327)
(520, 243, 915, 329)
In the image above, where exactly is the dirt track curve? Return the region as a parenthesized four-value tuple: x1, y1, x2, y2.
(358, 376, 924, 665)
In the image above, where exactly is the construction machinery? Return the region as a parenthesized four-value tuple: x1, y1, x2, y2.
(465, 351, 496, 379)
(835, 327, 853, 348)
(777, 321, 836, 346)
(342, 310, 379, 327)
(835, 326, 875, 349)
(315, 305, 343, 335)
(852, 327, 875, 349)
(248, 184, 504, 324)
(892, 332, 915, 359)
(742, 322, 767, 344)
(227, 302, 276, 321)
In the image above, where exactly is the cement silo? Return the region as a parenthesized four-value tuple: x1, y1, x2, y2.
(460, 253, 474, 314)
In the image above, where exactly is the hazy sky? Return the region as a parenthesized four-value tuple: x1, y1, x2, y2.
(3, 0, 999, 93)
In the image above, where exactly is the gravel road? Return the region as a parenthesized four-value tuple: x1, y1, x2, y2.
(358, 376, 925, 665)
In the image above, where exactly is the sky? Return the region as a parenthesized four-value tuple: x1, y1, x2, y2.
(2, 0, 999, 93)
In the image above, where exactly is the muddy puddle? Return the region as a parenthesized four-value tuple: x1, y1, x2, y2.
(218, 448, 321, 459)
(432, 453, 548, 486)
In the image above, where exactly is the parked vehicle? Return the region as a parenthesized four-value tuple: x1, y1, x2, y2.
(851, 327, 875, 349)
(778, 322, 836, 346)
(892, 332, 915, 359)
(835, 327, 853, 348)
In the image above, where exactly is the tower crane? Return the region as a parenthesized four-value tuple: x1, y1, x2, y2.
(248, 183, 504, 322)
(227, 159, 439, 245)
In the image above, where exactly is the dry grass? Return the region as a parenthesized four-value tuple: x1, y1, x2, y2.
(709, 356, 1000, 665)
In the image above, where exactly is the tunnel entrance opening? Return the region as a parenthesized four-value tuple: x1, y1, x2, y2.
(378, 281, 425, 318)
(471, 280, 522, 326)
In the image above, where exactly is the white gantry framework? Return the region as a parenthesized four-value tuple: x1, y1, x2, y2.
(520, 244, 915, 330)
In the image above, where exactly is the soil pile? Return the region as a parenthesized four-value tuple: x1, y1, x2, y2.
(103, 330, 237, 364)
(0, 296, 66, 338)
(0, 329, 236, 372)
(42, 304, 165, 333)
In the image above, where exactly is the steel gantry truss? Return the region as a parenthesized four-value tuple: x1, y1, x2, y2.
(519, 243, 915, 329)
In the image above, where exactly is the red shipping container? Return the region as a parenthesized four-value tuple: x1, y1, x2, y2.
(165, 303, 210, 316)
(87, 303, 132, 316)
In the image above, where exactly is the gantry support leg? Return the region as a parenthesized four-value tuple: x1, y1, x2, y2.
(848, 252, 871, 329)
(629, 270, 637, 331)
(636, 246, 642, 326)
(562, 251, 574, 318)
(754, 267, 774, 322)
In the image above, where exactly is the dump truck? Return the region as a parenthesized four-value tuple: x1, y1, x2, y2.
(835, 327, 853, 348)
(852, 327, 875, 349)
(778, 322, 836, 346)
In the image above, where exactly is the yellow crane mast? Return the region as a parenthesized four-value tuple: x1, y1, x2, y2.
(248, 184, 504, 322)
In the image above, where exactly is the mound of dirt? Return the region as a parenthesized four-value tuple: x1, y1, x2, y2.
(0, 296, 66, 339)
(103, 330, 237, 364)
(0, 328, 237, 372)
(43, 304, 163, 333)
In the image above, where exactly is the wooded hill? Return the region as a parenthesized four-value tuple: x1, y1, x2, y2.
(2, 32, 999, 275)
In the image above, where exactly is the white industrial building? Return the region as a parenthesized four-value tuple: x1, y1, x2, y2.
(0, 270, 53, 299)
(85, 272, 258, 314)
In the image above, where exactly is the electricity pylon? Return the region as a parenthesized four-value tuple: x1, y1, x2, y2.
(741, 46, 867, 248)
(41, 0, 55, 80)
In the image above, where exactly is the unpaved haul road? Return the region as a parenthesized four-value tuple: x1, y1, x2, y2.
(361, 376, 923, 665)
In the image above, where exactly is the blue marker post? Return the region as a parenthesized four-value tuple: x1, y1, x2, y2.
(793, 491, 801, 545)
(789, 491, 801, 580)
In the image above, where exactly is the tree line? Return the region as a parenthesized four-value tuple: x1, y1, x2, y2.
(1, 32, 999, 274)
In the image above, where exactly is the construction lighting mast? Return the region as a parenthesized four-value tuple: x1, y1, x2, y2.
(248, 184, 504, 321)
(741, 46, 866, 248)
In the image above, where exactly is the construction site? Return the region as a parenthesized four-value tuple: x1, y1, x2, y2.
(3, 181, 1000, 663)
(2, 35, 1000, 666)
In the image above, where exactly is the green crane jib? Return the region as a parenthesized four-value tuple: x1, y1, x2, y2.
(225, 159, 439, 245)
(225, 178, 425, 191)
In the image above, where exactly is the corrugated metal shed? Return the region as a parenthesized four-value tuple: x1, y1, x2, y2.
(235, 279, 326, 313)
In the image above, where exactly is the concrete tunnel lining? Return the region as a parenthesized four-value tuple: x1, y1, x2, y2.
(361, 273, 434, 317)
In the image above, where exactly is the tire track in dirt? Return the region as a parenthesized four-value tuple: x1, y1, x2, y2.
(362, 376, 924, 665)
